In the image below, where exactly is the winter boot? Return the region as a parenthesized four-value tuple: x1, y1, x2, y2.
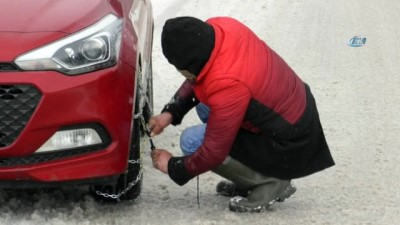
(212, 157, 255, 197)
(229, 179, 296, 212)
(212, 156, 296, 213)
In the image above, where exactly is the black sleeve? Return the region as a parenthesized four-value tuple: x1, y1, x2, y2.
(161, 79, 199, 125)
(168, 156, 194, 186)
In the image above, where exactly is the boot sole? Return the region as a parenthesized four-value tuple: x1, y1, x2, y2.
(229, 183, 297, 213)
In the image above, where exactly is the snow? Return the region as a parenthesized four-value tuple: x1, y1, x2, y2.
(1, 0, 400, 224)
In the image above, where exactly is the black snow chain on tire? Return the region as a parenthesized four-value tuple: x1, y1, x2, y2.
(95, 114, 203, 207)
(94, 115, 155, 201)
(94, 168, 142, 201)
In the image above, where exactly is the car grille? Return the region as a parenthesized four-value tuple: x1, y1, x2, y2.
(0, 85, 42, 148)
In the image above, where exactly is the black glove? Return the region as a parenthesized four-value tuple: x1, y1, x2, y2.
(168, 156, 194, 186)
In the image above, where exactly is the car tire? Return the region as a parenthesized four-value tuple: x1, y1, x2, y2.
(90, 64, 152, 203)
(89, 114, 143, 203)
(142, 59, 153, 125)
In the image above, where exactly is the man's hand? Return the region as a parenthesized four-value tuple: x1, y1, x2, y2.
(148, 112, 173, 136)
(151, 149, 173, 174)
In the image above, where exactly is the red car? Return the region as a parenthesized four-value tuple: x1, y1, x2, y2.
(0, 0, 154, 202)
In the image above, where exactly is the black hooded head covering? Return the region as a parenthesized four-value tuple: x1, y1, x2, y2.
(161, 17, 215, 76)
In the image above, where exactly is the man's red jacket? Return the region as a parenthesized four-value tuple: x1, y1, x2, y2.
(163, 17, 334, 185)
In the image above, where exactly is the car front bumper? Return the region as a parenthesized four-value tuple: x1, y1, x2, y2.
(0, 61, 137, 184)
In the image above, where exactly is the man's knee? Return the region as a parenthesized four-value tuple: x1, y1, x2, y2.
(179, 125, 206, 155)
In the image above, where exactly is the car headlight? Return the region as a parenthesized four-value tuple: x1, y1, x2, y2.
(14, 14, 122, 75)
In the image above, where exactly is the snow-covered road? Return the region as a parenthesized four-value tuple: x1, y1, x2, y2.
(1, 0, 399, 224)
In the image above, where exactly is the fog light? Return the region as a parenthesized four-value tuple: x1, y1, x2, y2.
(37, 128, 102, 153)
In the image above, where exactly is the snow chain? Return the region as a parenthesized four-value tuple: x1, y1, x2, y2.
(94, 160, 143, 201)
(94, 113, 154, 201)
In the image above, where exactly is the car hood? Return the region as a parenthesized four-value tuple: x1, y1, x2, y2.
(0, 0, 122, 61)
(0, 0, 114, 33)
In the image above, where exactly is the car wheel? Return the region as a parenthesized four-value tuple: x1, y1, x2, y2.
(89, 114, 143, 203)
(142, 59, 153, 124)
(90, 56, 152, 203)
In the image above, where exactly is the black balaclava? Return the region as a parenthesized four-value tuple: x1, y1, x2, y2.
(161, 17, 215, 76)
